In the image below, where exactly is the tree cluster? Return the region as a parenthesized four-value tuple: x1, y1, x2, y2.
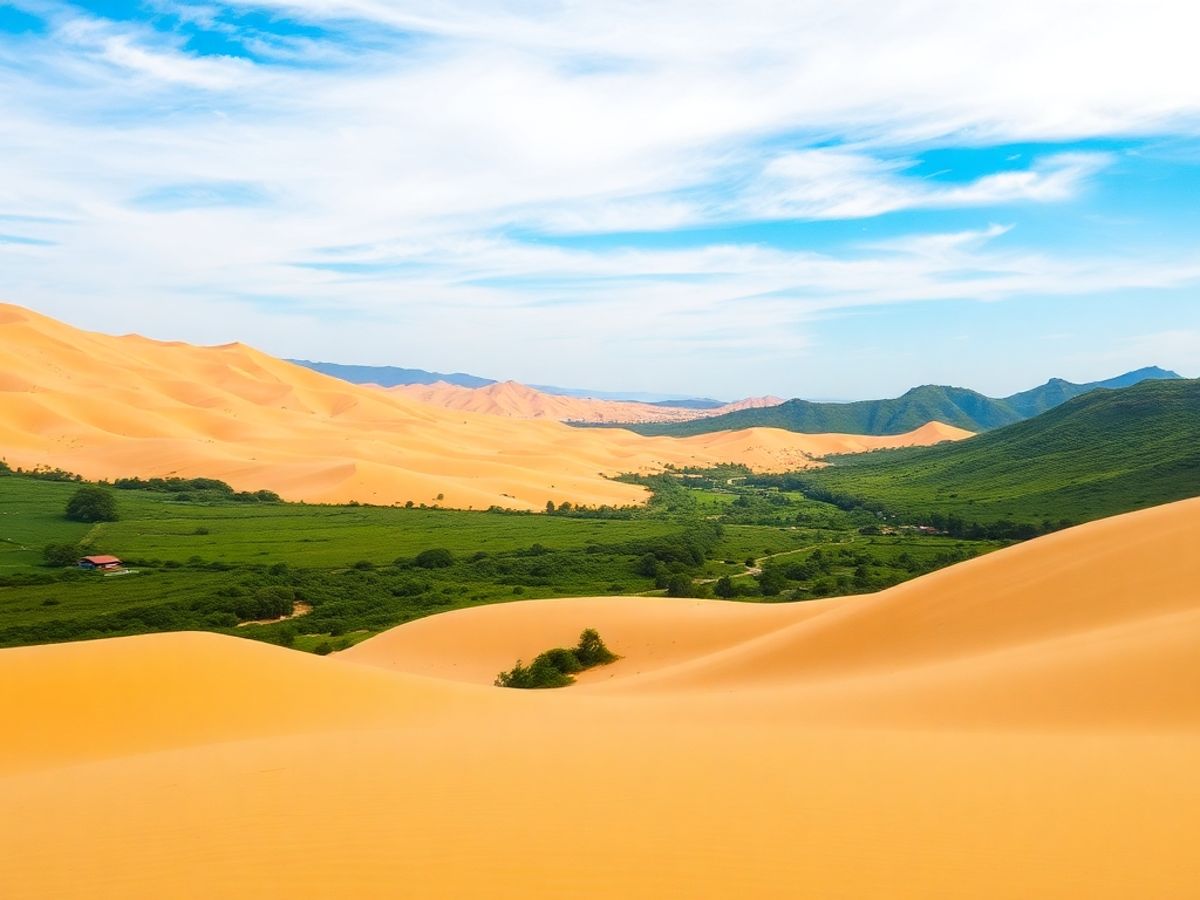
(494, 628, 618, 689)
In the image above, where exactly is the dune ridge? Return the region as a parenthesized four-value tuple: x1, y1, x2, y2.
(388, 378, 786, 423)
(2, 498, 1198, 897)
(0, 303, 970, 509)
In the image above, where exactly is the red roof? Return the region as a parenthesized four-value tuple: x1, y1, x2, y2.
(81, 555, 121, 565)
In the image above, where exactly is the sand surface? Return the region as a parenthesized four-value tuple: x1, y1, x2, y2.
(389, 379, 785, 423)
(0, 303, 969, 509)
(2, 498, 1198, 897)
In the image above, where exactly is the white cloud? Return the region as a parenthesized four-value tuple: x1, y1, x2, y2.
(2, 0, 1200, 394)
(743, 151, 1111, 222)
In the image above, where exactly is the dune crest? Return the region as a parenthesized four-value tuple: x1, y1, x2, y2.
(2, 499, 1199, 897)
(0, 302, 969, 509)
(388, 378, 786, 423)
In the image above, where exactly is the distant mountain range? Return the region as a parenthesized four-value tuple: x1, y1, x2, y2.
(289, 360, 725, 404)
(385, 380, 783, 424)
(618, 367, 1183, 437)
(288, 360, 496, 389)
(791, 377, 1200, 527)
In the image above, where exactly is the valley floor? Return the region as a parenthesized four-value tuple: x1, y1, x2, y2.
(2, 497, 1198, 897)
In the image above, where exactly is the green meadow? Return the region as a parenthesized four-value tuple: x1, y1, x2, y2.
(0, 470, 1004, 651)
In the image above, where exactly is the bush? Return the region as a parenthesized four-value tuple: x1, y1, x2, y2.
(756, 566, 788, 597)
(575, 628, 617, 666)
(713, 576, 736, 599)
(234, 585, 295, 621)
(665, 573, 694, 597)
(495, 629, 618, 689)
(414, 548, 454, 569)
(65, 486, 118, 522)
(314, 641, 334, 656)
(494, 657, 574, 689)
(42, 543, 81, 568)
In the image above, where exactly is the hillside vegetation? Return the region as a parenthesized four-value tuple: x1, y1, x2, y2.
(621, 366, 1180, 437)
(770, 378, 1200, 527)
(0, 469, 1003, 650)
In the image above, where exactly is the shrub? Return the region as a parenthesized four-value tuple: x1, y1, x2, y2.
(65, 486, 118, 523)
(234, 585, 295, 621)
(494, 657, 572, 689)
(314, 641, 334, 656)
(713, 576, 736, 599)
(756, 566, 788, 597)
(665, 573, 694, 597)
(42, 543, 81, 568)
(574, 628, 617, 666)
(495, 629, 618, 689)
(539, 647, 584, 675)
(414, 548, 454, 569)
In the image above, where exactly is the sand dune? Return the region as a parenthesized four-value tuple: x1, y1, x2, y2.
(389, 378, 785, 423)
(0, 303, 969, 509)
(3, 499, 1199, 897)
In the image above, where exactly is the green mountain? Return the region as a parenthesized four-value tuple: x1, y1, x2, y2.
(1004, 366, 1181, 418)
(778, 378, 1200, 528)
(620, 367, 1182, 437)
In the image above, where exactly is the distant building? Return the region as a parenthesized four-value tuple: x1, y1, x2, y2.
(79, 554, 122, 571)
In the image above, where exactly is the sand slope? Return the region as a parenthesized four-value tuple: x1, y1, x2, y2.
(0, 302, 969, 509)
(389, 379, 785, 423)
(2, 499, 1199, 897)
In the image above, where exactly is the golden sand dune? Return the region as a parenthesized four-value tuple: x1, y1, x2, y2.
(0, 303, 969, 509)
(389, 378, 785, 423)
(2, 499, 1198, 898)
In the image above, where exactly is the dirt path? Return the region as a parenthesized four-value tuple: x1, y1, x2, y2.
(635, 536, 858, 595)
(697, 536, 858, 584)
(236, 601, 313, 628)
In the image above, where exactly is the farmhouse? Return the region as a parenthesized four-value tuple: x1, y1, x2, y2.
(79, 555, 122, 571)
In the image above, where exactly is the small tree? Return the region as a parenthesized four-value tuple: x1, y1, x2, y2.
(545, 500, 556, 514)
(575, 628, 617, 666)
(635, 553, 660, 577)
(665, 573, 693, 598)
(495, 628, 618, 689)
(756, 566, 788, 597)
(43, 543, 81, 567)
(713, 576, 736, 599)
(415, 548, 454, 568)
(65, 486, 118, 523)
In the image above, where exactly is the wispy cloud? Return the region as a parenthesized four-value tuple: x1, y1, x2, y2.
(1, 0, 1200, 394)
(745, 151, 1111, 222)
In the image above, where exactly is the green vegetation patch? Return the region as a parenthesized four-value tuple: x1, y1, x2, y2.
(0, 461, 1008, 653)
(495, 628, 618, 688)
(779, 379, 1200, 528)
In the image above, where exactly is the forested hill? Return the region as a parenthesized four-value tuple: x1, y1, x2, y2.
(773, 378, 1200, 527)
(618, 366, 1181, 437)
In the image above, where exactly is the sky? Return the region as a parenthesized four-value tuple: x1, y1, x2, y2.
(2, 0, 1200, 400)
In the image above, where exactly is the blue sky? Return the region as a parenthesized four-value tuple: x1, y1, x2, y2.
(1, 1, 1199, 399)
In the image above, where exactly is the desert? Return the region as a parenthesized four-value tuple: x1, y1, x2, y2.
(4, 2, 1199, 895)
(2, 498, 1198, 897)
(0, 303, 969, 510)
(388, 378, 786, 423)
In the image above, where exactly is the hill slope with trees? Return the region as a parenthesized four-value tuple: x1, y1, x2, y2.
(766, 378, 1200, 528)
(620, 367, 1181, 437)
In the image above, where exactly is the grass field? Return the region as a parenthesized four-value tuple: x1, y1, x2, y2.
(0, 470, 1007, 651)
